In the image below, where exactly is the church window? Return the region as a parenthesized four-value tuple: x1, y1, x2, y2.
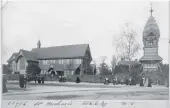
(79, 59, 82, 64)
(146, 64, 148, 68)
(69, 59, 72, 64)
(55, 60, 58, 64)
(73, 59, 77, 64)
(153, 64, 155, 68)
(71, 70, 74, 75)
(19, 57, 25, 69)
(48, 60, 50, 64)
(59, 59, 62, 64)
(76, 59, 79, 64)
(61, 59, 63, 64)
(63, 59, 65, 64)
(45, 60, 48, 64)
(46, 60, 48, 64)
(67, 59, 69, 64)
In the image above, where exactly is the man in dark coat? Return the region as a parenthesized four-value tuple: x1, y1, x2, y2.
(148, 77, 152, 87)
(2, 77, 8, 93)
(112, 77, 117, 85)
(140, 77, 144, 86)
(125, 78, 129, 85)
(24, 75, 27, 88)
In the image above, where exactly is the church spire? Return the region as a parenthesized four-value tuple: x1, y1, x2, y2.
(37, 40, 41, 48)
(150, 3, 154, 16)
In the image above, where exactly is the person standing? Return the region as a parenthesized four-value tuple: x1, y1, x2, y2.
(105, 77, 109, 85)
(129, 78, 132, 85)
(140, 77, 144, 86)
(24, 75, 27, 89)
(2, 77, 8, 93)
(148, 77, 152, 87)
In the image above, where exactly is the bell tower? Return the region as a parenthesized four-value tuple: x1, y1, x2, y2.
(140, 4, 162, 73)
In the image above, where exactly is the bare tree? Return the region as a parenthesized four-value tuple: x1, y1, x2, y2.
(115, 23, 141, 76)
(115, 23, 140, 61)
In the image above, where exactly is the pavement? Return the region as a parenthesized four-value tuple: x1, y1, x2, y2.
(2, 81, 169, 100)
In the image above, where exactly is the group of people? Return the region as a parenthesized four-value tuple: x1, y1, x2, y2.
(104, 77, 118, 85)
(140, 77, 152, 87)
(104, 77, 152, 87)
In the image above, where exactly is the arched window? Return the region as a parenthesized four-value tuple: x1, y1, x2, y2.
(19, 57, 25, 69)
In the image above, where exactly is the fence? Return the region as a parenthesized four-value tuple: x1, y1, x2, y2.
(3, 74, 114, 83)
(4, 74, 168, 85)
(66, 75, 114, 83)
(3, 74, 19, 81)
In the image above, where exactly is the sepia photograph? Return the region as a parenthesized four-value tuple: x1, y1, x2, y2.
(1, 0, 169, 101)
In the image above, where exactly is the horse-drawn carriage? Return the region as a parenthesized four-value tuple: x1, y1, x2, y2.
(58, 75, 66, 82)
(27, 74, 45, 84)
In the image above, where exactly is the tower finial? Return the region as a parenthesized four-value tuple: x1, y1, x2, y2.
(37, 36, 41, 48)
(150, 2, 154, 16)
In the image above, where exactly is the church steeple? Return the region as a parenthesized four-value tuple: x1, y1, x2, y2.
(143, 3, 160, 48)
(37, 40, 41, 48)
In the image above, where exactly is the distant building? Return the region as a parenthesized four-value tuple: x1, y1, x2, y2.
(7, 41, 93, 75)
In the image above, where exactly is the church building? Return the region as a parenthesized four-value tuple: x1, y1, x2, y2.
(7, 41, 93, 76)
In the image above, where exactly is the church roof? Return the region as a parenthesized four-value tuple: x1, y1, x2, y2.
(31, 44, 90, 59)
(7, 52, 19, 63)
(143, 16, 160, 38)
(10, 44, 91, 63)
(16, 49, 38, 62)
(140, 55, 163, 61)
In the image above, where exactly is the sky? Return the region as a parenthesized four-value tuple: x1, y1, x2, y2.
(1, 0, 169, 66)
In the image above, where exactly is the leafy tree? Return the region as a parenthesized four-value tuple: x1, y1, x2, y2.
(158, 63, 169, 86)
(2, 64, 12, 74)
(92, 60, 97, 75)
(26, 62, 41, 75)
(99, 57, 112, 75)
